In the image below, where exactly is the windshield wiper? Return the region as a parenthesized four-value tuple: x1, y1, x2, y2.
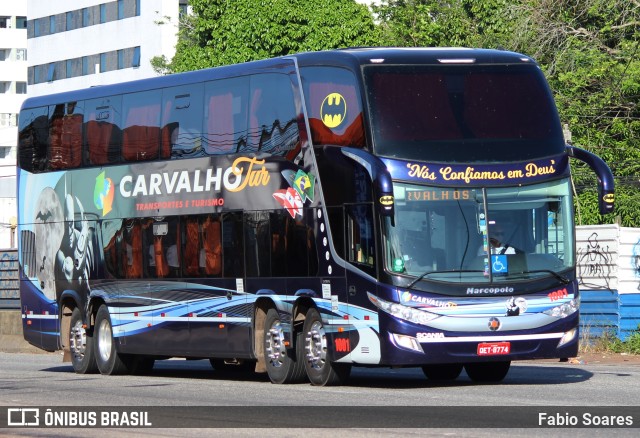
(406, 270, 485, 289)
(510, 269, 571, 284)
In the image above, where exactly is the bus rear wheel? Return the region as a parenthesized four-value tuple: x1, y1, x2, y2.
(464, 361, 511, 382)
(69, 307, 97, 374)
(303, 308, 351, 386)
(263, 308, 306, 384)
(422, 363, 463, 381)
(94, 305, 131, 375)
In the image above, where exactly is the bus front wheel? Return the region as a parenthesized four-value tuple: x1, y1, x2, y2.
(464, 361, 511, 382)
(94, 305, 130, 375)
(302, 308, 351, 386)
(69, 307, 97, 374)
(263, 308, 306, 384)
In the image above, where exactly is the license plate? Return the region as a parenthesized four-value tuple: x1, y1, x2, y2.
(477, 342, 511, 356)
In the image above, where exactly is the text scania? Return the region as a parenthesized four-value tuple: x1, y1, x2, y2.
(119, 157, 270, 198)
(466, 287, 514, 295)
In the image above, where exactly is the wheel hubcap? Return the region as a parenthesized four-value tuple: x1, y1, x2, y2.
(97, 319, 112, 363)
(265, 320, 287, 368)
(305, 320, 327, 370)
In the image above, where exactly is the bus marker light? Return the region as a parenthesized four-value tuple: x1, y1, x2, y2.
(343, 315, 348, 320)
(27, 320, 31, 325)
(364, 315, 370, 320)
(161, 313, 166, 317)
(134, 312, 138, 317)
(147, 323, 152, 327)
(219, 324, 225, 329)
(338, 327, 344, 333)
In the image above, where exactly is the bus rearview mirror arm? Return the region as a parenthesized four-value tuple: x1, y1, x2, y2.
(566, 145, 615, 215)
(341, 148, 395, 223)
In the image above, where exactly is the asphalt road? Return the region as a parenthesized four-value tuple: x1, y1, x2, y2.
(0, 352, 638, 437)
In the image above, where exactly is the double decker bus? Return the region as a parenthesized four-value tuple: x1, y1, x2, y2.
(17, 48, 614, 385)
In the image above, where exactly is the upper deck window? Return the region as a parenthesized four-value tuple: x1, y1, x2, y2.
(364, 64, 565, 162)
(301, 67, 365, 149)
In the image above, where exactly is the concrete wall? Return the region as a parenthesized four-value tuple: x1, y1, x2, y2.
(577, 225, 640, 340)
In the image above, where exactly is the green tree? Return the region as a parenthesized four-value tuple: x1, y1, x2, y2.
(159, 0, 380, 73)
(508, 0, 640, 226)
(374, 0, 640, 226)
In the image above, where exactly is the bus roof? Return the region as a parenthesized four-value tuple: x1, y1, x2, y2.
(20, 47, 535, 111)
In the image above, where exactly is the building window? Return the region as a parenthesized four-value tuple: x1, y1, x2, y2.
(118, 0, 125, 19)
(16, 49, 27, 61)
(100, 4, 107, 23)
(117, 49, 124, 69)
(133, 46, 141, 67)
(34, 19, 40, 37)
(136, 0, 141, 16)
(16, 82, 27, 94)
(47, 63, 55, 82)
(0, 17, 8, 28)
(82, 56, 88, 75)
(16, 16, 27, 29)
(0, 50, 7, 62)
(50, 15, 56, 34)
(100, 53, 107, 73)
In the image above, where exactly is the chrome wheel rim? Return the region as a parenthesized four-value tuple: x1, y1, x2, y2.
(305, 320, 327, 370)
(69, 320, 86, 360)
(265, 319, 287, 368)
(97, 319, 112, 363)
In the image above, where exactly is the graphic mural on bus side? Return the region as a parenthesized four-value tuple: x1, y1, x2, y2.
(20, 156, 318, 304)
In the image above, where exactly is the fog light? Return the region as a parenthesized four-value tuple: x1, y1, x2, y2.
(392, 333, 424, 353)
(558, 328, 577, 347)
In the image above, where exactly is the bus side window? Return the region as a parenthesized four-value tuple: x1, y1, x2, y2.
(301, 66, 365, 148)
(122, 91, 161, 162)
(204, 77, 247, 155)
(49, 102, 83, 170)
(85, 96, 122, 165)
(161, 84, 205, 159)
(222, 212, 244, 278)
(202, 215, 222, 276)
(182, 217, 202, 277)
(248, 73, 300, 156)
(18, 106, 49, 173)
(346, 203, 376, 274)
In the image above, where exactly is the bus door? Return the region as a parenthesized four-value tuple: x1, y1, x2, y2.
(343, 202, 381, 365)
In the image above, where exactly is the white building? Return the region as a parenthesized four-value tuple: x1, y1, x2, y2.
(27, 0, 187, 97)
(0, 3, 27, 248)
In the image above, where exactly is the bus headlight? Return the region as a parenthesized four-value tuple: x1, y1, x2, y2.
(543, 299, 579, 319)
(367, 292, 439, 325)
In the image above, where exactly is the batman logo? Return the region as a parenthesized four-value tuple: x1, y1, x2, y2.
(379, 195, 394, 206)
(320, 93, 347, 128)
(603, 193, 614, 203)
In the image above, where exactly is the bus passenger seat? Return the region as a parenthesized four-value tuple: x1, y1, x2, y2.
(203, 217, 222, 276)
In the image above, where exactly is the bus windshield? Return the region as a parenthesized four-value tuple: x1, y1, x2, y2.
(385, 178, 574, 285)
(364, 64, 565, 162)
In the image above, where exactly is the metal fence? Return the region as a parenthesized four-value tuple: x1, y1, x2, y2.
(0, 249, 19, 309)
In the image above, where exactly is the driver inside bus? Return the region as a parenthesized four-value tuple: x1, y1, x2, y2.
(478, 222, 516, 255)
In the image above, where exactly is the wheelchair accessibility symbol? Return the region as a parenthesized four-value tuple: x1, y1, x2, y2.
(491, 255, 508, 275)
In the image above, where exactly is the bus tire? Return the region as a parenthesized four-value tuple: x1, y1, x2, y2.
(69, 307, 97, 374)
(263, 308, 306, 384)
(302, 308, 351, 386)
(464, 361, 511, 382)
(94, 305, 130, 375)
(422, 363, 463, 381)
